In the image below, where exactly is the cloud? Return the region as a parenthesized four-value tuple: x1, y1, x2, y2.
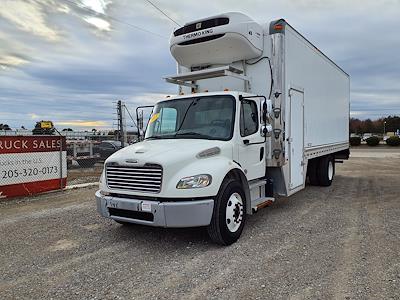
(0, 0, 61, 41)
(57, 120, 108, 127)
(29, 113, 40, 120)
(0, 55, 28, 68)
(80, 0, 112, 14)
(83, 16, 111, 31)
(0, 0, 400, 129)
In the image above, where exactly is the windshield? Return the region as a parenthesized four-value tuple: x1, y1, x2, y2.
(145, 95, 235, 141)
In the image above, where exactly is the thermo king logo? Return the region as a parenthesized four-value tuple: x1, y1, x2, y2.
(183, 28, 213, 40)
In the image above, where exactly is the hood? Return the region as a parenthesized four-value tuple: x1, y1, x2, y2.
(106, 139, 233, 167)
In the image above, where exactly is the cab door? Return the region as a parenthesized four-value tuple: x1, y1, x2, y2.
(237, 99, 266, 180)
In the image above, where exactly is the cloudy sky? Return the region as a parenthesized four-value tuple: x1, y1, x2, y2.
(1, 0, 399, 130)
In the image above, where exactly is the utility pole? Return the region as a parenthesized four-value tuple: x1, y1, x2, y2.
(383, 121, 387, 136)
(117, 100, 125, 147)
(138, 110, 144, 141)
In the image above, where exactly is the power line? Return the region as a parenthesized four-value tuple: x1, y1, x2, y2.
(61, 0, 168, 39)
(144, 0, 181, 27)
(124, 105, 138, 129)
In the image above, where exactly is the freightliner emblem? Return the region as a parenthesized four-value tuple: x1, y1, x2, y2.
(125, 159, 138, 164)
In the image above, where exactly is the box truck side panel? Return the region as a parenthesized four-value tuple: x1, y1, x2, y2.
(284, 27, 350, 149)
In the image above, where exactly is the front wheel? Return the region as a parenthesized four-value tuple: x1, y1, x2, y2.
(207, 180, 246, 245)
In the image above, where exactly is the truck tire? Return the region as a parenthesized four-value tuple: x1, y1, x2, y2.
(307, 158, 319, 186)
(317, 155, 335, 186)
(207, 179, 246, 245)
(77, 158, 97, 168)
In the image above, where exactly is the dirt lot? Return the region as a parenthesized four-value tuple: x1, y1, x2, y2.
(1, 148, 399, 299)
(67, 163, 103, 186)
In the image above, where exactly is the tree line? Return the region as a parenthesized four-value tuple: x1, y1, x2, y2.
(350, 115, 400, 134)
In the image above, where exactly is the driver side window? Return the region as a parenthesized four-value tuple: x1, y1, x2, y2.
(240, 100, 259, 137)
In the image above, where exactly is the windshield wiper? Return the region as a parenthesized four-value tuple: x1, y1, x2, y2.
(145, 135, 173, 140)
(175, 132, 211, 139)
(174, 98, 199, 137)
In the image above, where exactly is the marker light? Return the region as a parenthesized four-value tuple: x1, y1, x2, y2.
(196, 147, 221, 159)
(274, 24, 284, 31)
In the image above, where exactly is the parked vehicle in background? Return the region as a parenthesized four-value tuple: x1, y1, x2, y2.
(362, 133, 372, 141)
(96, 140, 122, 160)
(384, 132, 395, 141)
(67, 140, 100, 168)
(32, 120, 55, 135)
(96, 12, 350, 245)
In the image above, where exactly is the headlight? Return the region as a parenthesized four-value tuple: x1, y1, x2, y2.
(176, 174, 212, 189)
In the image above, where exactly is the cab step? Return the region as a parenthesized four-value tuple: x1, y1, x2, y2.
(251, 197, 275, 213)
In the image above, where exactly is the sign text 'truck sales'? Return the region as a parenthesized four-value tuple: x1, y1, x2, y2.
(0, 136, 67, 199)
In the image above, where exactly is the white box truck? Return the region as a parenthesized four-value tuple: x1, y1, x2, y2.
(96, 12, 350, 245)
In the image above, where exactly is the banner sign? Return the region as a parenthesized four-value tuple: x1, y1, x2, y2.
(0, 136, 67, 199)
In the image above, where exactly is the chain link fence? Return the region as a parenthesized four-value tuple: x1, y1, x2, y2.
(0, 127, 138, 199)
(60, 130, 137, 186)
(0, 101, 144, 199)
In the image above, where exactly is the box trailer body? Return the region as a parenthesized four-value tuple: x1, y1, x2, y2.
(96, 12, 350, 245)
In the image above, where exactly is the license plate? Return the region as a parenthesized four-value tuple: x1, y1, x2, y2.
(107, 199, 119, 209)
(141, 202, 152, 212)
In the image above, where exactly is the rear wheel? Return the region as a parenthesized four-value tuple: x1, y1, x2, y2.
(207, 180, 246, 245)
(317, 155, 335, 186)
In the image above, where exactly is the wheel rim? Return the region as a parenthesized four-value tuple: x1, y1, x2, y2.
(225, 192, 244, 233)
(328, 160, 334, 180)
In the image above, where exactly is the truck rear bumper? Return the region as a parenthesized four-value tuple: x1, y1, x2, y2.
(95, 190, 214, 228)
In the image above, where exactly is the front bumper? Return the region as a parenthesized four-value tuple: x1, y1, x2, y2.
(95, 190, 214, 228)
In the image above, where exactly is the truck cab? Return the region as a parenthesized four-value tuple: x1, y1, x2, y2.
(97, 91, 272, 244)
(96, 12, 350, 245)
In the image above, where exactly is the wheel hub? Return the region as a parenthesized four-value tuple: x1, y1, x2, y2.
(226, 192, 243, 233)
(328, 160, 334, 180)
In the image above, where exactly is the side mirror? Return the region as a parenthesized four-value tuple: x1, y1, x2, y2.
(261, 124, 273, 137)
(262, 99, 273, 122)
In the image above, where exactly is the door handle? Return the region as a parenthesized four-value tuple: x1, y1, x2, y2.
(260, 147, 264, 161)
(243, 139, 250, 145)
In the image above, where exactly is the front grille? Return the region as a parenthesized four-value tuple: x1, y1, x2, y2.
(106, 164, 162, 193)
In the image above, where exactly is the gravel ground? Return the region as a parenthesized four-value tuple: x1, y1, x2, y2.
(0, 149, 399, 299)
(67, 163, 103, 186)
